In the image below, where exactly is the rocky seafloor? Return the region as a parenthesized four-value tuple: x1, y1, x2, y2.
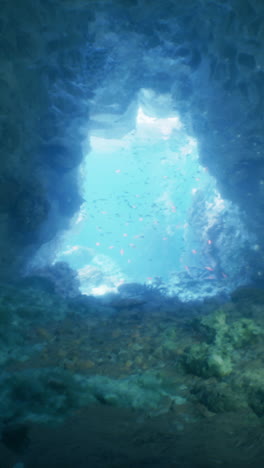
(1, 279, 264, 467)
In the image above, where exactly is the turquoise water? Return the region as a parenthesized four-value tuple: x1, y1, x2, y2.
(56, 108, 217, 294)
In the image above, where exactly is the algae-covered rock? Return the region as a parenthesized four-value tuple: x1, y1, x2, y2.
(190, 310, 229, 345)
(183, 308, 262, 379)
(239, 369, 264, 418)
(227, 318, 262, 347)
(191, 380, 247, 413)
(86, 371, 165, 411)
(206, 351, 233, 378)
(183, 310, 233, 378)
(2, 369, 87, 423)
(182, 342, 233, 379)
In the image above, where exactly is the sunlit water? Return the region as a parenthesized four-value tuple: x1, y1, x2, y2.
(56, 107, 219, 295)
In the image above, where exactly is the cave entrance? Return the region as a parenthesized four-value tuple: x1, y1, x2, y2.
(56, 91, 222, 296)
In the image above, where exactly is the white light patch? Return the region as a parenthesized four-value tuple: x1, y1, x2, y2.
(90, 135, 132, 152)
(180, 137, 197, 156)
(62, 245, 81, 255)
(136, 107, 182, 138)
(60, 245, 93, 257)
(74, 204, 89, 224)
(89, 285, 117, 296)
(206, 193, 226, 228)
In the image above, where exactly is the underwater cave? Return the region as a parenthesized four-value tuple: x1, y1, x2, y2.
(1, 1, 264, 467)
(54, 90, 254, 300)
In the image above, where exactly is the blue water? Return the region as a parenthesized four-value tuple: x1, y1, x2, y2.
(56, 107, 217, 294)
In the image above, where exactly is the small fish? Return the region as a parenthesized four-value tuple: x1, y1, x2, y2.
(95, 242, 100, 246)
(108, 246, 115, 249)
(205, 266, 214, 271)
(208, 240, 212, 245)
(192, 249, 197, 254)
(115, 169, 121, 173)
(120, 249, 124, 255)
(123, 233, 128, 237)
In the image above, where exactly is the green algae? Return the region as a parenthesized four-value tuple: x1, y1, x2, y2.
(182, 309, 262, 379)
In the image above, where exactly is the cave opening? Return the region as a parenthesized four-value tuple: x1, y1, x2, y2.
(54, 90, 232, 298)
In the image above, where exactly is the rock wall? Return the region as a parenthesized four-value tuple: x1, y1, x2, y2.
(1, 0, 264, 280)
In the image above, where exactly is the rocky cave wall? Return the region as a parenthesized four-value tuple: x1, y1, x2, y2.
(1, 0, 264, 282)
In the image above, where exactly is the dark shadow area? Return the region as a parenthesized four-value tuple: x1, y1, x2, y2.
(1, 406, 264, 468)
